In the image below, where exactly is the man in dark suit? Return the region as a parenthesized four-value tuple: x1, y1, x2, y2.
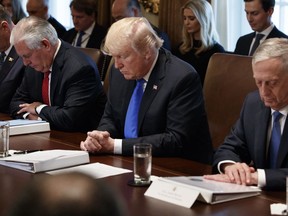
(9, 16, 107, 132)
(234, 0, 288, 56)
(0, 5, 25, 113)
(63, 0, 107, 49)
(80, 17, 213, 164)
(26, 0, 67, 39)
(111, 0, 171, 50)
(205, 38, 288, 190)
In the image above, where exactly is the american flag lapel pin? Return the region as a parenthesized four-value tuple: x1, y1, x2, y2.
(153, 85, 158, 90)
(8, 57, 14, 62)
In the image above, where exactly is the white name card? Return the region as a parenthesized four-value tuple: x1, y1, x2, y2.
(144, 177, 199, 208)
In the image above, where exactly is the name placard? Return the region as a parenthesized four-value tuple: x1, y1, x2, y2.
(144, 177, 199, 208)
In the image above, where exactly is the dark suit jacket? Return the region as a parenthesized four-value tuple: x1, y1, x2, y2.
(48, 16, 67, 39)
(98, 48, 213, 164)
(63, 23, 107, 49)
(151, 23, 171, 51)
(234, 26, 288, 55)
(213, 91, 288, 190)
(0, 47, 25, 113)
(10, 41, 107, 132)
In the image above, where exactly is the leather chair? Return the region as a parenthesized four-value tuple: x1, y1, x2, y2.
(203, 53, 258, 150)
(103, 58, 114, 94)
(77, 47, 109, 81)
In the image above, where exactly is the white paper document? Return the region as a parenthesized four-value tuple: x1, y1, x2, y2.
(145, 176, 261, 208)
(47, 162, 132, 179)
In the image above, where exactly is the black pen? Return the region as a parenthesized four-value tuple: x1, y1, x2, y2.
(14, 150, 43, 154)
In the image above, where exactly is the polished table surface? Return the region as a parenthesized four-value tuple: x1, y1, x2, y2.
(0, 114, 285, 216)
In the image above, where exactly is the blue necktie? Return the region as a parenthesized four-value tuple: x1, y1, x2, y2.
(76, 31, 85, 47)
(269, 111, 282, 168)
(124, 79, 145, 138)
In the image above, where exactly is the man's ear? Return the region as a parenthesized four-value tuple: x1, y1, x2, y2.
(41, 39, 51, 49)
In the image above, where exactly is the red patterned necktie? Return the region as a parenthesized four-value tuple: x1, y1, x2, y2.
(42, 71, 51, 105)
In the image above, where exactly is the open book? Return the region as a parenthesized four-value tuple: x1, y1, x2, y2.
(0, 150, 89, 173)
(145, 176, 261, 207)
(8, 119, 50, 136)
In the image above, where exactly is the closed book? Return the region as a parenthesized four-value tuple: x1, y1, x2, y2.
(0, 150, 89, 173)
(8, 119, 50, 136)
(164, 176, 261, 204)
(145, 176, 261, 208)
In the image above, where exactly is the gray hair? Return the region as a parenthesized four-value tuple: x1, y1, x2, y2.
(103, 17, 163, 55)
(253, 38, 288, 71)
(10, 16, 58, 50)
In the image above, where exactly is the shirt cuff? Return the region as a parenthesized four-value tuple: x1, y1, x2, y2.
(35, 104, 47, 114)
(257, 169, 266, 188)
(114, 139, 122, 154)
(217, 160, 236, 173)
(23, 112, 29, 119)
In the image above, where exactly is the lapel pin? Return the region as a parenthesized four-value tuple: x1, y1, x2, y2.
(8, 57, 14, 62)
(153, 85, 158, 90)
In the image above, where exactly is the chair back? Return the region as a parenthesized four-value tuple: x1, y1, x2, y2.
(203, 53, 257, 150)
(77, 47, 107, 80)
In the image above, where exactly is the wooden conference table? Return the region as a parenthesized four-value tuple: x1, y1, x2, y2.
(0, 114, 285, 216)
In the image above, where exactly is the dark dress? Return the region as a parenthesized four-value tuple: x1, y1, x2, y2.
(174, 40, 225, 86)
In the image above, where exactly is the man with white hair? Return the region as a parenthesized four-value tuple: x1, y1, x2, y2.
(81, 17, 213, 164)
(9, 16, 106, 132)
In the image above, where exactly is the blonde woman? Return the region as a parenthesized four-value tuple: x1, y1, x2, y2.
(174, 0, 224, 86)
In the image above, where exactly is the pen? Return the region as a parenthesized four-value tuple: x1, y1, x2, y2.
(14, 150, 42, 154)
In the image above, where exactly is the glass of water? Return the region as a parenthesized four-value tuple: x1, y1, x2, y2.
(133, 143, 152, 185)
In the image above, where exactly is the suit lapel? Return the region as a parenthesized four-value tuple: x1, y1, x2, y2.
(138, 50, 166, 132)
(0, 47, 19, 82)
(276, 115, 288, 167)
(254, 106, 270, 168)
(49, 43, 66, 105)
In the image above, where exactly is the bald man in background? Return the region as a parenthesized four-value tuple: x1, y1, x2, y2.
(111, 0, 171, 50)
(26, 0, 66, 39)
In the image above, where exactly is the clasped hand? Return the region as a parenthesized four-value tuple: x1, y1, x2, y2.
(80, 130, 114, 153)
(204, 162, 258, 186)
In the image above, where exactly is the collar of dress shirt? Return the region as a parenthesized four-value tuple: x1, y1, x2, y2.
(255, 23, 275, 39)
(49, 39, 62, 71)
(142, 51, 159, 82)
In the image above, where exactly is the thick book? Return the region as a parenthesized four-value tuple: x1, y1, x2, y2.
(145, 176, 261, 207)
(8, 119, 50, 136)
(0, 150, 89, 173)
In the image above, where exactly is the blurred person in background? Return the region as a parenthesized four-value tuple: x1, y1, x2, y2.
(111, 0, 171, 50)
(63, 0, 107, 49)
(0, 0, 26, 24)
(26, 0, 67, 39)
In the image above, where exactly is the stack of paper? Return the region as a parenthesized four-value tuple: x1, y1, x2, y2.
(8, 119, 50, 136)
(0, 150, 89, 173)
